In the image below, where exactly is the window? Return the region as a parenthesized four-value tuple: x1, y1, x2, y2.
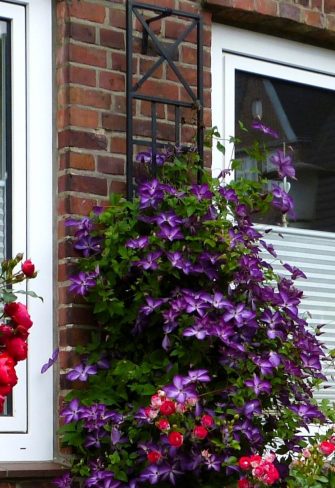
(212, 25, 335, 399)
(0, 0, 53, 460)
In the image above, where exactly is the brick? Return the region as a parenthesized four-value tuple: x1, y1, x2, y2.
(165, 19, 197, 43)
(68, 152, 95, 170)
(68, 0, 106, 23)
(180, 45, 198, 65)
(59, 326, 93, 347)
(98, 155, 125, 175)
(135, 79, 179, 100)
(112, 94, 126, 114)
(110, 8, 126, 29)
(139, 58, 164, 79)
(69, 66, 96, 87)
(66, 195, 100, 215)
(133, 118, 175, 141)
(140, 100, 165, 119)
(59, 350, 81, 368)
(69, 44, 107, 68)
(99, 71, 125, 91)
(110, 136, 126, 154)
(111, 52, 137, 73)
(58, 240, 77, 259)
(304, 10, 325, 27)
(58, 262, 77, 282)
(279, 3, 302, 22)
(255, 0, 278, 15)
(110, 180, 126, 195)
(69, 87, 111, 109)
(233, 0, 254, 10)
(325, 0, 335, 12)
(102, 113, 126, 131)
(100, 29, 125, 50)
(58, 129, 108, 150)
(136, 0, 175, 8)
(69, 22, 96, 44)
(58, 306, 94, 326)
(57, 108, 69, 129)
(69, 107, 99, 129)
(61, 173, 108, 196)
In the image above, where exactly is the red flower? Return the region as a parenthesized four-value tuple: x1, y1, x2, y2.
(239, 456, 251, 471)
(238, 479, 251, 488)
(249, 455, 262, 467)
(0, 384, 12, 396)
(156, 419, 170, 431)
(159, 400, 176, 416)
(201, 414, 214, 427)
(0, 324, 14, 344)
(319, 441, 335, 456)
(0, 353, 17, 386)
(21, 259, 35, 277)
(147, 451, 162, 464)
(4, 302, 33, 329)
(193, 425, 208, 439)
(5, 337, 28, 362)
(168, 431, 183, 448)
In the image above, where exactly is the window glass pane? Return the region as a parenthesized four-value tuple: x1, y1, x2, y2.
(235, 70, 335, 232)
(0, 19, 11, 417)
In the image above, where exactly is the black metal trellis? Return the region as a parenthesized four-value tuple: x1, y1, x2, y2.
(126, 0, 204, 199)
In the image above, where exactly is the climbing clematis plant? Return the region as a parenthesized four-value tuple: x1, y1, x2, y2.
(0, 254, 37, 411)
(60, 125, 328, 488)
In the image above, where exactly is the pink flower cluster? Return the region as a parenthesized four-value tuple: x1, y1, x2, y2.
(144, 389, 215, 462)
(238, 453, 279, 486)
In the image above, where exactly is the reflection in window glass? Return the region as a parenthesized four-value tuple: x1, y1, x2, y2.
(0, 20, 11, 417)
(235, 70, 335, 232)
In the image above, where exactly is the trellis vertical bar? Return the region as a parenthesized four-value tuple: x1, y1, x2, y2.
(126, 0, 134, 199)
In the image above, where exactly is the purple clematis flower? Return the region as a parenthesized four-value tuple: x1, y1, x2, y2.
(126, 236, 149, 249)
(134, 251, 162, 270)
(183, 321, 208, 340)
(283, 263, 307, 280)
(74, 235, 102, 257)
(245, 374, 271, 395)
(41, 348, 59, 374)
(157, 225, 184, 242)
(61, 398, 87, 423)
(219, 186, 239, 203)
(224, 303, 256, 326)
(252, 120, 279, 139)
(155, 211, 182, 227)
(160, 462, 183, 485)
(164, 375, 198, 403)
(65, 217, 92, 237)
(136, 150, 166, 166)
(242, 399, 262, 418)
(140, 465, 166, 485)
(184, 369, 211, 384)
(190, 184, 213, 201)
(53, 472, 72, 488)
(270, 150, 296, 179)
(140, 296, 165, 315)
(69, 270, 98, 296)
(66, 363, 98, 382)
(210, 292, 231, 310)
(289, 403, 324, 421)
(272, 185, 294, 214)
(85, 470, 121, 488)
(138, 179, 164, 209)
(203, 453, 221, 472)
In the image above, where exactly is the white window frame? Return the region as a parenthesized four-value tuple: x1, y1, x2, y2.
(0, 0, 53, 461)
(211, 24, 335, 178)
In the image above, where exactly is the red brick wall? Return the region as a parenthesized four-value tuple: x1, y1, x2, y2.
(54, 0, 335, 465)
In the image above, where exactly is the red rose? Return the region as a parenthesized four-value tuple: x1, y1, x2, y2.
(249, 455, 262, 467)
(15, 325, 30, 340)
(239, 456, 251, 471)
(21, 259, 35, 277)
(156, 419, 170, 431)
(0, 324, 13, 344)
(0, 353, 17, 386)
(4, 302, 33, 329)
(147, 451, 162, 464)
(0, 395, 4, 414)
(159, 400, 176, 416)
(201, 414, 214, 427)
(238, 479, 251, 488)
(319, 441, 335, 456)
(168, 431, 183, 448)
(193, 425, 208, 439)
(5, 337, 28, 362)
